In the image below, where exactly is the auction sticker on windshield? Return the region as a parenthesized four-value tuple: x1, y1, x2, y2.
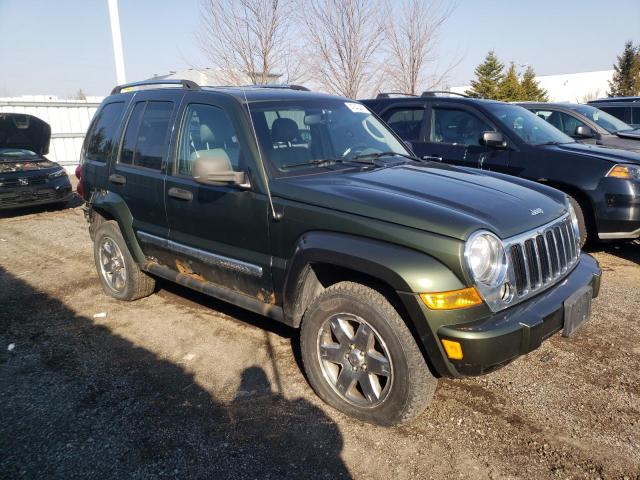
(345, 102, 369, 113)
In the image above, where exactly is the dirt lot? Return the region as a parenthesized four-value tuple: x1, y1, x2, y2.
(0, 203, 638, 479)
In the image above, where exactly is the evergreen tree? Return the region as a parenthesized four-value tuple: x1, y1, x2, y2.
(608, 41, 640, 96)
(465, 51, 504, 99)
(520, 66, 548, 101)
(497, 63, 523, 101)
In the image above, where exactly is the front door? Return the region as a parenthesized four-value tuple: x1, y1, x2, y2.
(164, 95, 273, 299)
(424, 104, 511, 171)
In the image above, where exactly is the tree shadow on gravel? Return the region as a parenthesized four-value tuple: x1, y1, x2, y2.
(0, 266, 351, 479)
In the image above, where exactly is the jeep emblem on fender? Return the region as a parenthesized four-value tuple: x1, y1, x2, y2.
(18, 178, 29, 186)
(530, 208, 543, 216)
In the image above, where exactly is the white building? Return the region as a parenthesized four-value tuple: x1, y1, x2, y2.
(0, 95, 104, 171)
(450, 70, 613, 103)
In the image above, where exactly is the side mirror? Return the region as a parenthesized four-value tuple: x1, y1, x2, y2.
(574, 125, 595, 139)
(192, 154, 247, 186)
(480, 131, 507, 149)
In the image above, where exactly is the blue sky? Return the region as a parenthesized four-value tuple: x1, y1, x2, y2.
(1, 0, 639, 97)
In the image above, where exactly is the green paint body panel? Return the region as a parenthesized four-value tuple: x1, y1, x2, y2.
(81, 86, 602, 379)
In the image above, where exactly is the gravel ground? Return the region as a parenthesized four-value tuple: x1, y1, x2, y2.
(0, 203, 638, 479)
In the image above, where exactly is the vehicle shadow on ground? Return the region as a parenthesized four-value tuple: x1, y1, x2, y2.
(0, 267, 351, 479)
(585, 239, 639, 265)
(0, 194, 82, 219)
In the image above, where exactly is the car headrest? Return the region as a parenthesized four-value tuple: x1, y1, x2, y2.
(200, 124, 215, 144)
(271, 118, 299, 144)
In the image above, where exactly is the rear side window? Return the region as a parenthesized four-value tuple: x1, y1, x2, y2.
(632, 107, 640, 125)
(119, 101, 174, 170)
(599, 106, 632, 124)
(85, 102, 125, 162)
(382, 107, 425, 141)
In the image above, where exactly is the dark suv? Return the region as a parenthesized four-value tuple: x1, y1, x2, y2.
(362, 93, 640, 243)
(79, 80, 600, 425)
(519, 102, 640, 152)
(588, 97, 640, 128)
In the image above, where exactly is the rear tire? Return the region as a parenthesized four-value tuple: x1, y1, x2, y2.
(300, 281, 437, 426)
(93, 220, 155, 301)
(567, 195, 588, 247)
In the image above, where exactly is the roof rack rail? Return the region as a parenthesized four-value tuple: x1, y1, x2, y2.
(421, 90, 469, 98)
(245, 83, 310, 91)
(588, 96, 640, 103)
(111, 79, 201, 95)
(376, 92, 418, 99)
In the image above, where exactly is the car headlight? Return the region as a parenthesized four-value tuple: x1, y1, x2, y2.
(606, 164, 640, 180)
(464, 230, 507, 287)
(48, 168, 67, 179)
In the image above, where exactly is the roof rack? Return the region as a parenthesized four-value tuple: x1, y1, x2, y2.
(111, 79, 201, 95)
(376, 92, 418, 99)
(421, 90, 469, 98)
(588, 96, 640, 103)
(246, 83, 310, 91)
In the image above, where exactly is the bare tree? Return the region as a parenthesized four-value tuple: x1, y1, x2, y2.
(197, 0, 302, 85)
(302, 0, 386, 98)
(384, 0, 458, 95)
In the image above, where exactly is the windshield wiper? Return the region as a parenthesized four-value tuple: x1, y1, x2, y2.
(351, 151, 425, 163)
(279, 158, 342, 170)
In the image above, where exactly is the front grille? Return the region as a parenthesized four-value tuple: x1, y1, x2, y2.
(1, 176, 48, 188)
(506, 215, 580, 299)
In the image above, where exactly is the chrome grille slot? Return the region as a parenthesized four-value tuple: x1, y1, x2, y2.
(505, 214, 580, 304)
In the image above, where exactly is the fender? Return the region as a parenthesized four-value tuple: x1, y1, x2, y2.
(282, 231, 465, 326)
(89, 190, 146, 263)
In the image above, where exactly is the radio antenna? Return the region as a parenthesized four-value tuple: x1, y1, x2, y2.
(241, 86, 282, 221)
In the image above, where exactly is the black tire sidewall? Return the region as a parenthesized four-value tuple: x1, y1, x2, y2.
(93, 221, 138, 301)
(300, 288, 414, 425)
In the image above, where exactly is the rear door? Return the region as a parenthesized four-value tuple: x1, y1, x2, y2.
(163, 92, 273, 299)
(108, 90, 181, 252)
(378, 103, 428, 156)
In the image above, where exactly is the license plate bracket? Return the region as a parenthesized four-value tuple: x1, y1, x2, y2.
(562, 285, 593, 337)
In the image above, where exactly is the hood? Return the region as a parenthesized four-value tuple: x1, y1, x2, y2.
(616, 129, 640, 140)
(549, 142, 640, 165)
(272, 164, 566, 241)
(595, 134, 640, 153)
(0, 113, 51, 155)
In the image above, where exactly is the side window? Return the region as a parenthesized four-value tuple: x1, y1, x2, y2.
(119, 101, 174, 170)
(382, 107, 424, 141)
(431, 108, 494, 146)
(176, 104, 242, 177)
(558, 112, 586, 137)
(632, 107, 640, 125)
(599, 106, 632, 124)
(85, 102, 125, 162)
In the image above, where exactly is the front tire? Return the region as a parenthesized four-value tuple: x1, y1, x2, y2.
(567, 195, 588, 247)
(93, 220, 155, 301)
(300, 281, 437, 426)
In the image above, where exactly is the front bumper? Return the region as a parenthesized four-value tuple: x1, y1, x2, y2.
(437, 253, 601, 376)
(0, 176, 73, 210)
(593, 178, 640, 239)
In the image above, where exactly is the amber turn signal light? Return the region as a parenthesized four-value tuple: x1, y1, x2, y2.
(607, 165, 633, 178)
(441, 339, 463, 360)
(420, 287, 483, 310)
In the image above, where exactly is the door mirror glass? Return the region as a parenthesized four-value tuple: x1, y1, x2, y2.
(574, 125, 595, 138)
(480, 131, 507, 149)
(192, 154, 247, 186)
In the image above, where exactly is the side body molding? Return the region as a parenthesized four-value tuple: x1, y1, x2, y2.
(282, 231, 465, 327)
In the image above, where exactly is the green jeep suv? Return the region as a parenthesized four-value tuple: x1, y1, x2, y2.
(78, 80, 601, 425)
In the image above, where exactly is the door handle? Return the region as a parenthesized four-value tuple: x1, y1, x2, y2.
(168, 187, 193, 201)
(422, 155, 442, 162)
(108, 173, 126, 185)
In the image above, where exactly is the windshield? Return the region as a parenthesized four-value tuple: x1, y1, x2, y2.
(485, 103, 575, 146)
(572, 105, 633, 133)
(248, 99, 409, 175)
(0, 148, 38, 158)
